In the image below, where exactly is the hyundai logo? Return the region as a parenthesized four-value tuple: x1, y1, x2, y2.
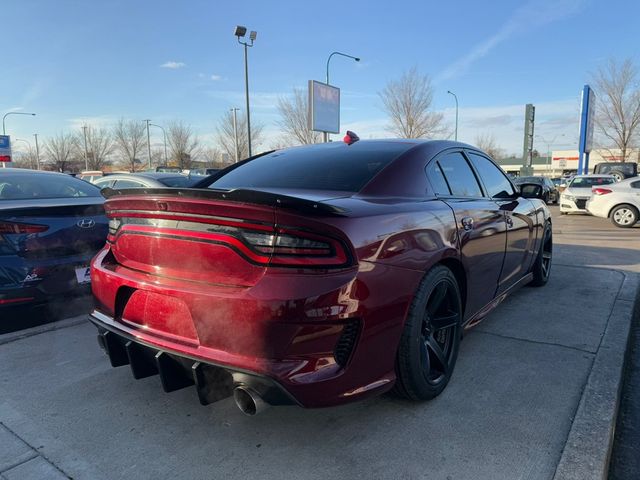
(77, 219, 96, 229)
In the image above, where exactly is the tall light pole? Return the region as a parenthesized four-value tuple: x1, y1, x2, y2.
(33, 133, 40, 170)
(325, 51, 360, 143)
(2, 111, 36, 168)
(447, 91, 459, 141)
(81, 125, 89, 170)
(235, 26, 257, 157)
(149, 123, 168, 164)
(2, 111, 36, 136)
(144, 119, 152, 168)
(230, 108, 240, 162)
(536, 134, 565, 175)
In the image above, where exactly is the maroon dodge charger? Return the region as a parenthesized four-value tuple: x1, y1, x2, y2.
(89, 139, 552, 415)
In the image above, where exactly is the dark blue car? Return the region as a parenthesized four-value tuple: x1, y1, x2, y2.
(0, 169, 108, 308)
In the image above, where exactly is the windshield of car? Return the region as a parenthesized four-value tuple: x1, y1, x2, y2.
(0, 174, 101, 200)
(209, 143, 411, 192)
(569, 176, 615, 188)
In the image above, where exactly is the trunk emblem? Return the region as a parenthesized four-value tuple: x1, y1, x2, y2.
(77, 219, 96, 229)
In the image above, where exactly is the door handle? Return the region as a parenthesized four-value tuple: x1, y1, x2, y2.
(461, 217, 474, 231)
(505, 216, 514, 228)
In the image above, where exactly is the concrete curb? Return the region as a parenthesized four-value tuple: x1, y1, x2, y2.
(0, 315, 87, 346)
(553, 272, 639, 480)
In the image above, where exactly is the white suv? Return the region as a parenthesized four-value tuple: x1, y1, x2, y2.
(560, 175, 616, 214)
(586, 177, 640, 227)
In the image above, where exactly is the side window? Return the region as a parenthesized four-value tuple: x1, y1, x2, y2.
(426, 160, 451, 195)
(114, 179, 144, 188)
(631, 181, 640, 189)
(467, 152, 516, 199)
(437, 152, 483, 197)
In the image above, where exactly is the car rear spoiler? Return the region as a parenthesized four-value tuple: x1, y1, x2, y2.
(100, 187, 349, 216)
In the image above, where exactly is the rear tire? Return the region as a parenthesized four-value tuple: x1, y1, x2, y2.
(610, 204, 639, 228)
(393, 265, 462, 401)
(530, 222, 552, 287)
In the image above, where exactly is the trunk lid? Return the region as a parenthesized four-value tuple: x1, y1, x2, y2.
(102, 188, 351, 288)
(0, 198, 107, 259)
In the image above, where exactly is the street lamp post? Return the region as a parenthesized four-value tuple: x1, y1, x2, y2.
(536, 134, 565, 176)
(149, 123, 168, 164)
(325, 51, 360, 143)
(447, 91, 459, 141)
(33, 133, 40, 170)
(230, 108, 240, 162)
(2, 111, 36, 168)
(144, 119, 152, 168)
(235, 26, 257, 157)
(82, 125, 89, 171)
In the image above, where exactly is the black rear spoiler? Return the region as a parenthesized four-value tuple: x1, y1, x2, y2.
(100, 187, 349, 216)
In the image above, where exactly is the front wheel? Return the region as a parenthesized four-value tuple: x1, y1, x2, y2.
(610, 204, 639, 228)
(530, 222, 552, 287)
(393, 265, 462, 401)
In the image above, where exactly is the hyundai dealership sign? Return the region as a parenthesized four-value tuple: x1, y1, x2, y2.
(0, 135, 11, 163)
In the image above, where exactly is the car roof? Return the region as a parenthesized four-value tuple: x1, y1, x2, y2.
(572, 174, 615, 178)
(0, 168, 71, 177)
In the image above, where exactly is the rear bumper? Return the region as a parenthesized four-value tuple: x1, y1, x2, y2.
(90, 247, 421, 408)
(90, 313, 299, 407)
(0, 253, 94, 308)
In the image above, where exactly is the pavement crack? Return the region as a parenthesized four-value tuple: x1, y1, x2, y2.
(0, 422, 71, 479)
(472, 329, 598, 355)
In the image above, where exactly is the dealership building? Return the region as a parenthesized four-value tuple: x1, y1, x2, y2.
(496, 148, 640, 177)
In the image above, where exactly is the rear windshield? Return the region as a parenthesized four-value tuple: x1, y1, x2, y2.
(158, 176, 194, 187)
(515, 176, 543, 184)
(569, 176, 615, 188)
(596, 163, 635, 174)
(209, 143, 412, 192)
(0, 173, 101, 200)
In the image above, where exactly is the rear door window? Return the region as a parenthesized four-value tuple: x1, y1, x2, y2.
(436, 152, 483, 197)
(467, 152, 516, 199)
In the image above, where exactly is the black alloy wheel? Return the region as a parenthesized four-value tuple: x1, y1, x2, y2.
(394, 265, 462, 400)
(531, 222, 552, 286)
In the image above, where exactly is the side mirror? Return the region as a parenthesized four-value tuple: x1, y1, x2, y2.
(519, 183, 544, 200)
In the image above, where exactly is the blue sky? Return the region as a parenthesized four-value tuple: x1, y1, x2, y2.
(1, 0, 639, 157)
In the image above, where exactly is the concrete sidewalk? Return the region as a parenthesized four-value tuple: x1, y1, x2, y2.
(0, 262, 635, 480)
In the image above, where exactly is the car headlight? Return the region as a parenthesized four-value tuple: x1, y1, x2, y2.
(562, 194, 575, 201)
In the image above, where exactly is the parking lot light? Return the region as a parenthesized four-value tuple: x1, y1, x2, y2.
(324, 51, 360, 142)
(235, 25, 257, 157)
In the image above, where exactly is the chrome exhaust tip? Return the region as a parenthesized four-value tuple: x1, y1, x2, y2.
(233, 386, 268, 416)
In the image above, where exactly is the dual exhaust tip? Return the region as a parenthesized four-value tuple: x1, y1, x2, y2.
(233, 386, 269, 416)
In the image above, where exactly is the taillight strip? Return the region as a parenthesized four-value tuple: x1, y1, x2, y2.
(105, 210, 273, 231)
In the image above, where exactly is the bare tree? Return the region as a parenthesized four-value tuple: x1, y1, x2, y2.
(201, 146, 232, 169)
(44, 133, 77, 172)
(474, 133, 505, 160)
(167, 121, 200, 169)
(379, 67, 447, 138)
(74, 126, 114, 170)
(592, 58, 640, 161)
(276, 88, 321, 145)
(217, 111, 264, 161)
(113, 118, 147, 172)
(11, 144, 39, 169)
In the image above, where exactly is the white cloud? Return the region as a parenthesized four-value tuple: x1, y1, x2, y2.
(67, 115, 118, 131)
(210, 74, 222, 81)
(160, 61, 186, 69)
(436, 0, 585, 82)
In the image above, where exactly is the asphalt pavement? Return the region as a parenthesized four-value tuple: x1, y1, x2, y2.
(0, 206, 637, 480)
